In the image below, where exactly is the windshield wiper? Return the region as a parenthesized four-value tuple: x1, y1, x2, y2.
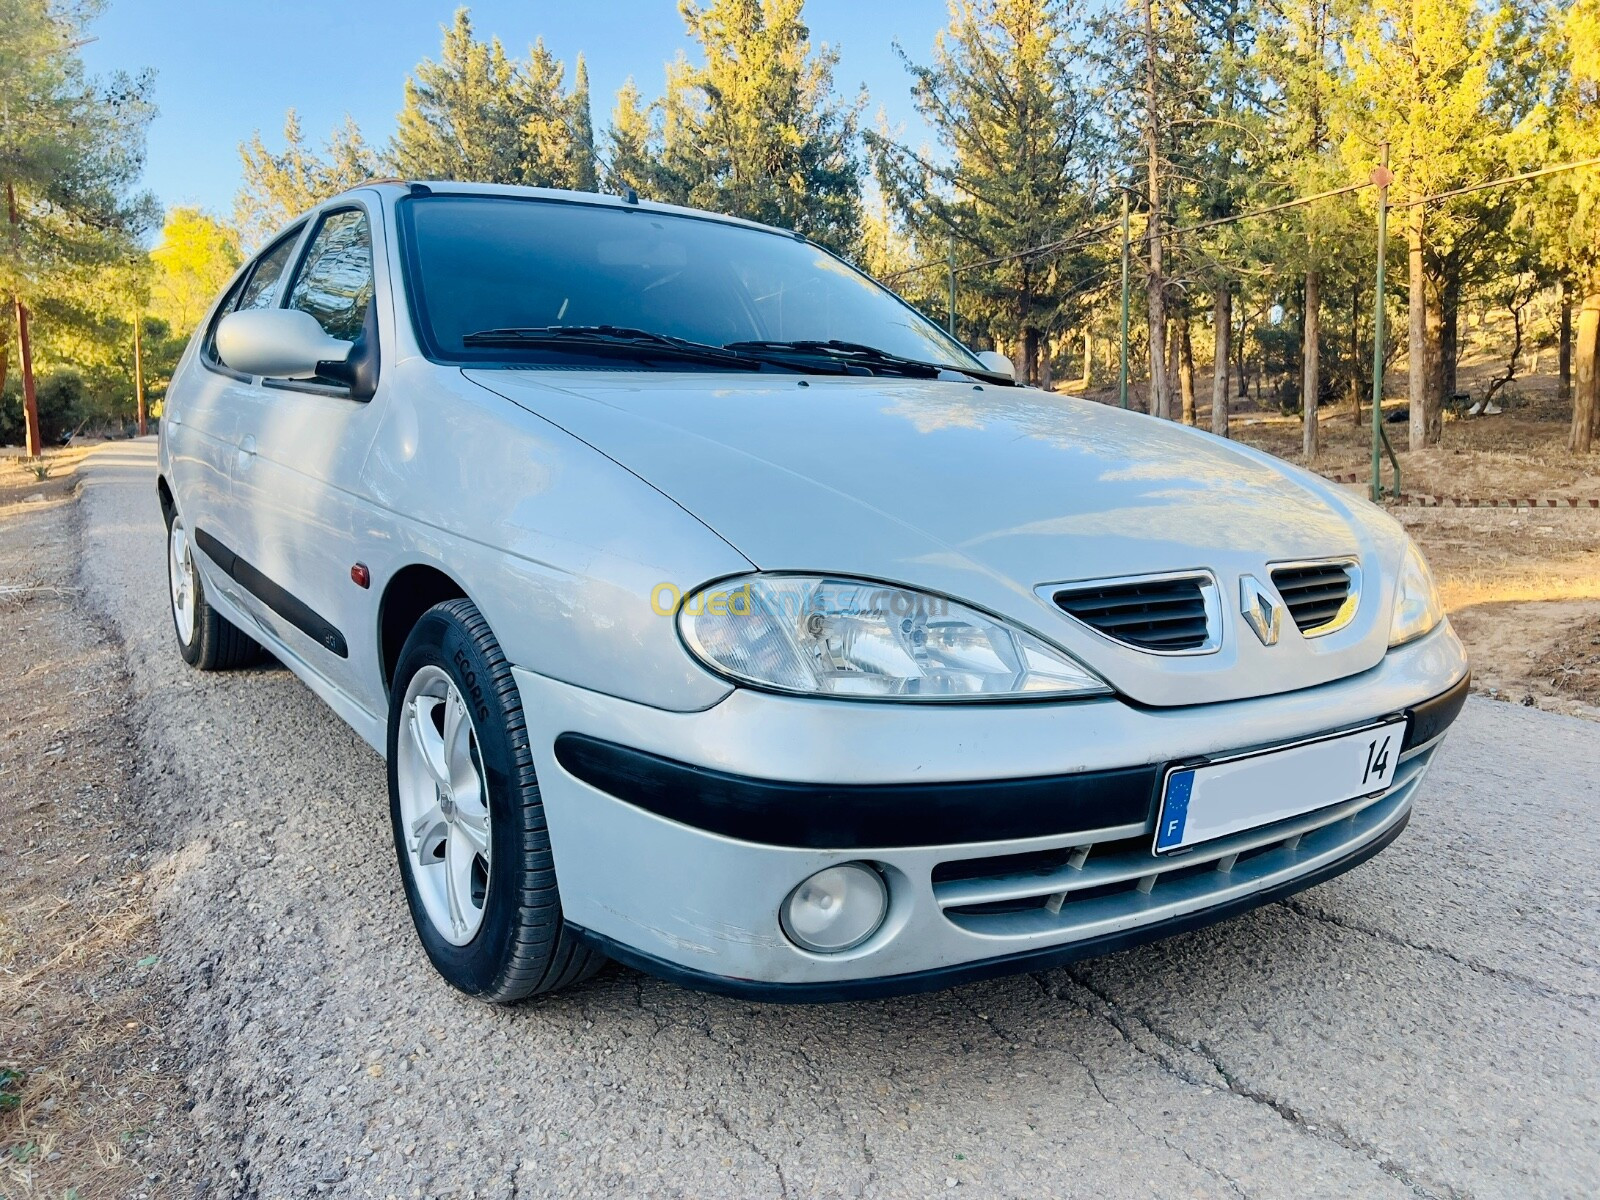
(722, 339, 1008, 383)
(461, 325, 766, 370)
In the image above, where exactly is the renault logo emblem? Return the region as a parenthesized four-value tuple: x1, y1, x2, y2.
(1240, 575, 1282, 646)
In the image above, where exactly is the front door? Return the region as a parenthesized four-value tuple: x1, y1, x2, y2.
(225, 203, 386, 712)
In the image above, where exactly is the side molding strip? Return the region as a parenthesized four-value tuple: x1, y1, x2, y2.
(193, 527, 349, 659)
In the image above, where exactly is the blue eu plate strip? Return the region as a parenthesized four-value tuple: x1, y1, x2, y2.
(1156, 769, 1195, 852)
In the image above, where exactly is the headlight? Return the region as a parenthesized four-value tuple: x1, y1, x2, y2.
(677, 574, 1111, 701)
(1387, 542, 1444, 647)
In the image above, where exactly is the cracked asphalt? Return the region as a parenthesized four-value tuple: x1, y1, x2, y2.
(79, 441, 1599, 1198)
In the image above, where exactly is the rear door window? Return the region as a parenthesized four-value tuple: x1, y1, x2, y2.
(202, 226, 303, 368)
(236, 232, 301, 311)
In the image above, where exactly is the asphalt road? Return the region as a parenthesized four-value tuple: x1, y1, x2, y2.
(78, 441, 1599, 1199)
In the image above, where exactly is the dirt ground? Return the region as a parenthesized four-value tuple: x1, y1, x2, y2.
(0, 471, 196, 1198)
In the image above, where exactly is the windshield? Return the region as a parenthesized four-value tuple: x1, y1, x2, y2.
(398, 194, 983, 372)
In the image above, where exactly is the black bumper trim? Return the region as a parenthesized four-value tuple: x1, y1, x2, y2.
(1403, 671, 1470, 751)
(554, 733, 1159, 850)
(569, 806, 1411, 1003)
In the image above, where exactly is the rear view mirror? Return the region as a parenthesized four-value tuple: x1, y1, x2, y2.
(216, 309, 353, 379)
(976, 350, 1015, 380)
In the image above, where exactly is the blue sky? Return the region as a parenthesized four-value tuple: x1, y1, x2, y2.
(77, 1, 950, 219)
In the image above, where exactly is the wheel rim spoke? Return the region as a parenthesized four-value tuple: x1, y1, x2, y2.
(443, 690, 478, 797)
(396, 666, 493, 947)
(454, 806, 490, 856)
(443, 830, 468, 934)
(407, 700, 452, 793)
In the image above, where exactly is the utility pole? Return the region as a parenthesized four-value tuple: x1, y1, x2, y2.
(1370, 144, 1393, 503)
(6, 182, 41, 458)
(1119, 190, 1131, 409)
(134, 311, 146, 437)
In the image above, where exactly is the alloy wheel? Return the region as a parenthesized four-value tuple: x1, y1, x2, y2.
(168, 519, 197, 645)
(396, 665, 494, 946)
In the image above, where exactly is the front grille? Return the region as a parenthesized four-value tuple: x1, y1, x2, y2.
(1271, 561, 1355, 634)
(932, 744, 1434, 938)
(1051, 574, 1214, 652)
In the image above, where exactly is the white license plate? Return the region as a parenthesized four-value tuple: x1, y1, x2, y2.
(1154, 718, 1407, 855)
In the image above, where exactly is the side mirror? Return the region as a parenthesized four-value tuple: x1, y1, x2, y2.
(976, 350, 1015, 380)
(216, 309, 353, 380)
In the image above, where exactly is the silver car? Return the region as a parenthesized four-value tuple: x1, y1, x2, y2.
(157, 181, 1469, 1002)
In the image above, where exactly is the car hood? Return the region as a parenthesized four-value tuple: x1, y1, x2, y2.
(466, 369, 1412, 706)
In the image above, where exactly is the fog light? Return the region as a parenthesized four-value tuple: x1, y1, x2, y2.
(780, 863, 888, 954)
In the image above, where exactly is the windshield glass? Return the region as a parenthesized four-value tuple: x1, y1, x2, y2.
(399, 194, 982, 371)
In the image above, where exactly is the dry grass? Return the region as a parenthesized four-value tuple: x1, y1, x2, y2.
(0, 498, 190, 1199)
(0, 444, 99, 513)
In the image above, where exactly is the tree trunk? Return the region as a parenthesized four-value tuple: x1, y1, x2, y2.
(1081, 328, 1092, 387)
(1167, 317, 1181, 421)
(1022, 327, 1040, 387)
(1178, 315, 1196, 425)
(1211, 286, 1231, 438)
(134, 315, 147, 437)
(1561, 283, 1574, 409)
(1425, 273, 1444, 442)
(1407, 200, 1429, 451)
(13, 297, 40, 457)
(1142, 0, 1169, 420)
(1235, 303, 1249, 399)
(1039, 335, 1053, 390)
(1303, 268, 1320, 460)
(1571, 290, 1599, 454)
(1440, 265, 1460, 404)
(1350, 280, 1362, 426)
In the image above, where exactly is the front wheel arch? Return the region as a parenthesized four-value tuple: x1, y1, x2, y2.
(377, 563, 469, 697)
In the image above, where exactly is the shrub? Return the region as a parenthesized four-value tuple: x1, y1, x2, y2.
(0, 368, 86, 447)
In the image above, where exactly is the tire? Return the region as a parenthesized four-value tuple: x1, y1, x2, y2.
(386, 598, 604, 1002)
(163, 506, 261, 670)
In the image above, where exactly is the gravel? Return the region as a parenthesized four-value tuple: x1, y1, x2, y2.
(78, 440, 1600, 1199)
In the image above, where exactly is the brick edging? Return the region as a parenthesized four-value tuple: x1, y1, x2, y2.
(1321, 471, 1600, 508)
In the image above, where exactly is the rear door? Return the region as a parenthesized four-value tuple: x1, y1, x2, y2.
(223, 201, 387, 708)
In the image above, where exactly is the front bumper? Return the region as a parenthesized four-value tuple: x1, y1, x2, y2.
(514, 621, 1469, 1001)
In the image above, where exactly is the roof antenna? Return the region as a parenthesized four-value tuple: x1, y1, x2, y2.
(622, 186, 639, 205)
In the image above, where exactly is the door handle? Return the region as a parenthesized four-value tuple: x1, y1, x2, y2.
(239, 436, 256, 455)
(236, 436, 256, 470)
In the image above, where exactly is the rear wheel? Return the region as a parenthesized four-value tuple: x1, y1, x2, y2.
(164, 509, 261, 670)
(387, 599, 603, 1002)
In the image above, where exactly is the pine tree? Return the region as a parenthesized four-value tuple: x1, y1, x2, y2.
(869, 0, 1100, 384)
(1537, 0, 1600, 451)
(570, 56, 598, 192)
(0, 0, 157, 455)
(392, 10, 595, 191)
(602, 78, 659, 195)
(391, 9, 527, 184)
(658, 0, 863, 252)
(1343, 0, 1532, 450)
(236, 112, 378, 247)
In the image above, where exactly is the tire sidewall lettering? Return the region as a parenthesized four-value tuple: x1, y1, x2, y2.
(452, 646, 491, 721)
